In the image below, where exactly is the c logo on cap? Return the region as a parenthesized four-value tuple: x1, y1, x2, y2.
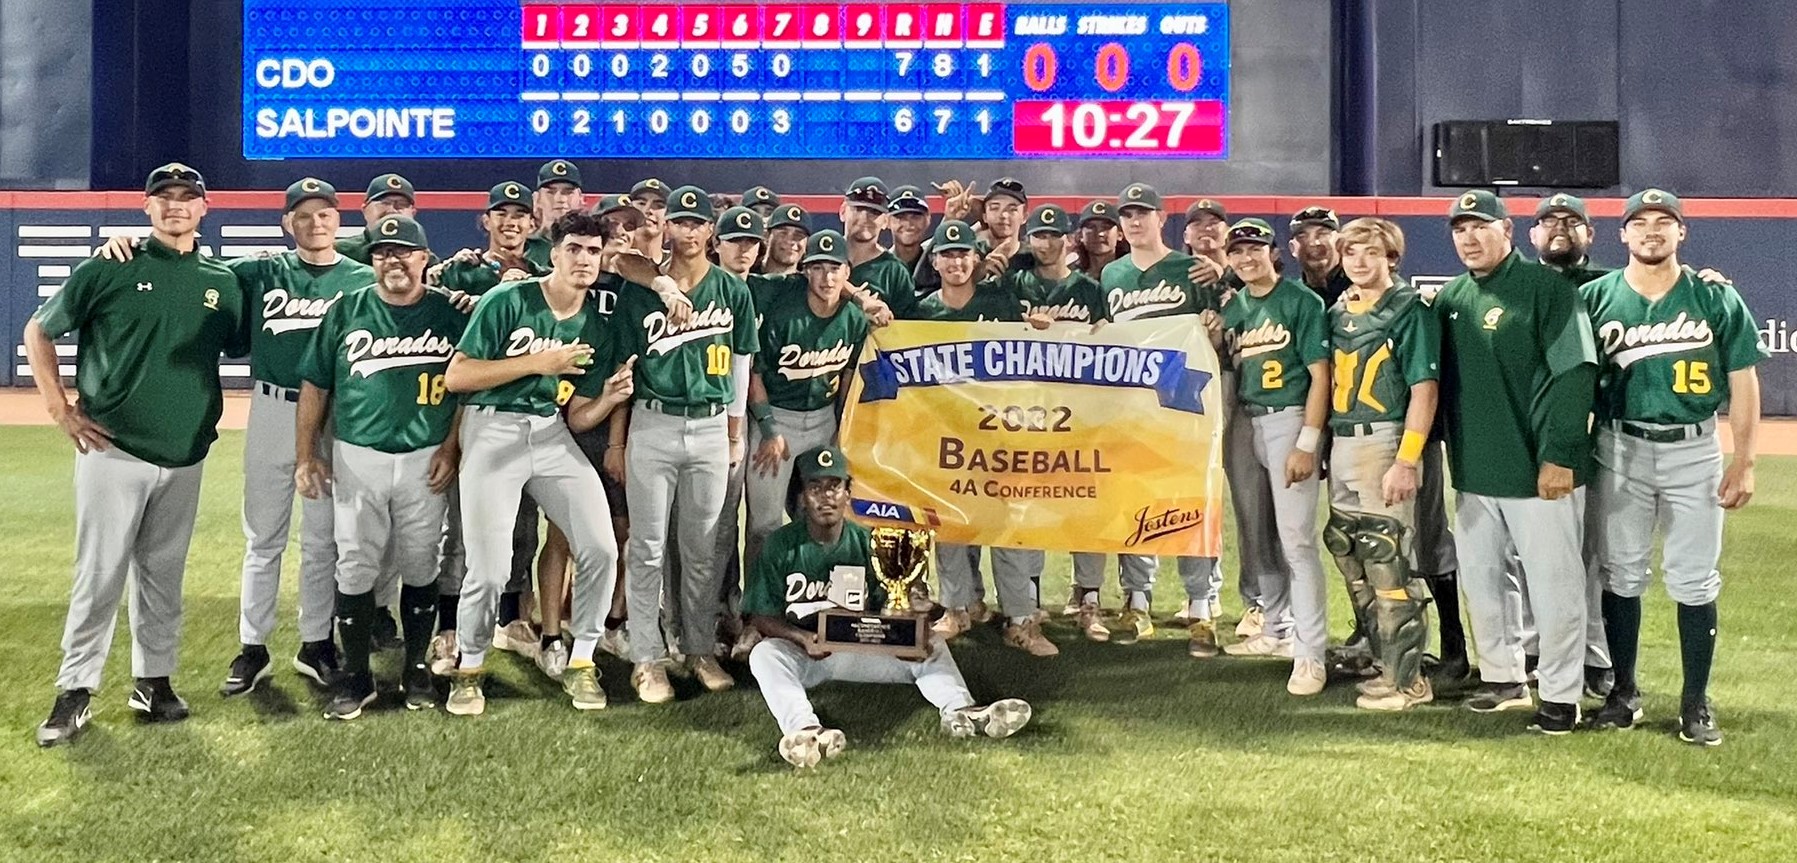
(1644, 190, 1664, 203)
(1552, 194, 1568, 206)
(379, 218, 400, 237)
(1093, 203, 1108, 214)
(301, 178, 321, 192)
(551, 161, 568, 176)
(1041, 209, 1055, 224)
(816, 450, 834, 468)
(1127, 186, 1143, 200)
(946, 225, 962, 241)
(386, 175, 404, 190)
(1200, 199, 1216, 210)
(736, 212, 753, 229)
(505, 184, 522, 198)
(648, 179, 664, 189)
(682, 192, 698, 207)
(785, 206, 801, 220)
(819, 235, 835, 252)
(1459, 192, 1479, 209)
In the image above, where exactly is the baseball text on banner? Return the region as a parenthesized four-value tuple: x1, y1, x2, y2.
(838, 319, 1226, 555)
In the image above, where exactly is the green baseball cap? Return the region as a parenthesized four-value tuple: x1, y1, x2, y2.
(888, 184, 929, 215)
(145, 162, 206, 197)
(1225, 218, 1277, 250)
(283, 177, 338, 212)
(845, 176, 890, 211)
(366, 173, 415, 204)
(1623, 188, 1683, 223)
(768, 203, 811, 234)
(486, 181, 532, 212)
(1448, 189, 1506, 223)
(1026, 204, 1072, 236)
(1289, 205, 1340, 232)
(1185, 198, 1229, 222)
(1118, 183, 1162, 212)
(1079, 200, 1119, 227)
(367, 215, 430, 251)
(742, 185, 780, 209)
(630, 177, 670, 200)
(796, 445, 850, 481)
(802, 229, 850, 265)
(537, 159, 582, 189)
(716, 206, 766, 241)
(985, 177, 1028, 206)
(931, 219, 978, 253)
(1535, 192, 1590, 222)
(590, 193, 645, 230)
(665, 185, 714, 222)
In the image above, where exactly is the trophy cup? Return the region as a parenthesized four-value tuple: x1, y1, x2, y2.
(817, 527, 934, 659)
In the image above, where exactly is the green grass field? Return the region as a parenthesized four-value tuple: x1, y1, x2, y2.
(3, 425, 1795, 863)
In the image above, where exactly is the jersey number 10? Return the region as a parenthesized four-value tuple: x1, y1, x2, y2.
(705, 344, 731, 376)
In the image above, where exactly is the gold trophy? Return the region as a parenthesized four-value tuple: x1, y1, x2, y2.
(817, 527, 934, 658)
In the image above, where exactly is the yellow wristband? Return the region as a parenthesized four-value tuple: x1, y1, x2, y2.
(1397, 430, 1427, 464)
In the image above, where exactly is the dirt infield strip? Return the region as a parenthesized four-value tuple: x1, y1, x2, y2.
(2, 388, 1794, 455)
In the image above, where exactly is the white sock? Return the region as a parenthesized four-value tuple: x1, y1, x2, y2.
(1128, 591, 1150, 611)
(571, 637, 597, 663)
(1187, 600, 1205, 618)
(1009, 615, 1034, 626)
(1081, 589, 1100, 606)
(458, 650, 485, 670)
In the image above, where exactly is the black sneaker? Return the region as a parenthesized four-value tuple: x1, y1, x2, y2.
(127, 677, 191, 723)
(1678, 698, 1722, 747)
(402, 663, 437, 711)
(1429, 653, 1474, 690)
(219, 646, 272, 697)
(372, 608, 403, 652)
(1466, 682, 1532, 713)
(324, 672, 377, 721)
(1586, 688, 1643, 730)
(1583, 664, 1616, 699)
(292, 640, 342, 688)
(1528, 700, 1580, 736)
(36, 689, 93, 748)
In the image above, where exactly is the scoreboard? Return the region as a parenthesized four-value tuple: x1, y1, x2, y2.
(243, 1, 1230, 160)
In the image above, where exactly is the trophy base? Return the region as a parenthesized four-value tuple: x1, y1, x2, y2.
(817, 611, 930, 659)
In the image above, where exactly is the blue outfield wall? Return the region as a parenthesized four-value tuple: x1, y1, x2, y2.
(5, 192, 1795, 415)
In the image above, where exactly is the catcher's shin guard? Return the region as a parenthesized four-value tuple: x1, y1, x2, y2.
(1356, 512, 1430, 691)
(1325, 508, 1377, 652)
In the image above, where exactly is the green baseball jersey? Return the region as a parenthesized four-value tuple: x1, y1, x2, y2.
(611, 264, 758, 408)
(1328, 282, 1439, 430)
(437, 254, 549, 297)
(228, 252, 374, 389)
(32, 237, 248, 468)
(299, 287, 466, 453)
(1436, 250, 1598, 497)
(851, 250, 918, 319)
(1545, 258, 1613, 288)
(1100, 251, 1220, 321)
(905, 280, 1027, 322)
(747, 272, 801, 318)
(742, 520, 885, 625)
(1223, 278, 1329, 409)
(524, 234, 552, 270)
(456, 278, 609, 416)
(336, 228, 440, 267)
(1007, 269, 1110, 323)
(755, 290, 870, 411)
(1582, 270, 1767, 425)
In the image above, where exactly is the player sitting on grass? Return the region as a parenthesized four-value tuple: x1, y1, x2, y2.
(744, 446, 1033, 769)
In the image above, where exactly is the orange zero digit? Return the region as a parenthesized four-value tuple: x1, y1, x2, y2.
(1168, 43, 1202, 92)
(1095, 43, 1128, 92)
(1023, 43, 1057, 91)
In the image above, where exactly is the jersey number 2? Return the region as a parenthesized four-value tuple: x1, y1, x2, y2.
(416, 373, 447, 406)
(705, 343, 731, 376)
(1673, 360, 1712, 395)
(1261, 360, 1284, 391)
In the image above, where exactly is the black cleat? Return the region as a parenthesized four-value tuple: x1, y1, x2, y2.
(1466, 682, 1533, 713)
(1528, 700, 1580, 736)
(402, 663, 437, 711)
(1587, 689, 1643, 730)
(1583, 664, 1616, 699)
(1678, 699, 1722, 747)
(372, 608, 404, 652)
(324, 672, 378, 721)
(36, 689, 93, 748)
(1429, 653, 1474, 690)
(219, 646, 272, 697)
(293, 640, 342, 688)
(127, 677, 190, 723)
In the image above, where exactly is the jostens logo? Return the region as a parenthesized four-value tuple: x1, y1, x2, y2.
(1123, 502, 1207, 547)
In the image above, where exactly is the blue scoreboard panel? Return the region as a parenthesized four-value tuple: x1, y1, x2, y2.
(244, 1, 1229, 160)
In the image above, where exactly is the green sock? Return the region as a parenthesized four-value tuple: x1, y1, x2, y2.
(1676, 601, 1718, 706)
(400, 584, 438, 670)
(337, 590, 378, 676)
(1602, 591, 1642, 695)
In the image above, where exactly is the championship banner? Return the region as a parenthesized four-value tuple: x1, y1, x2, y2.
(839, 319, 1225, 556)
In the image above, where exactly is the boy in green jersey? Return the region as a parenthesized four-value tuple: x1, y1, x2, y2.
(524, 159, 585, 269)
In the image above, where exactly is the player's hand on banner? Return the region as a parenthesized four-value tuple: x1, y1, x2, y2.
(1382, 460, 1419, 506)
(51, 401, 112, 453)
(537, 341, 596, 376)
(1284, 448, 1317, 487)
(858, 291, 893, 327)
(1187, 255, 1223, 285)
(1719, 457, 1755, 509)
(603, 356, 636, 402)
(1536, 462, 1574, 501)
(426, 446, 459, 494)
(1025, 311, 1054, 331)
(752, 434, 789, 476)
(95, 234, 137, 262)
(295, 456, 332, 499)
(1198, 309, 1225, 347)
(650, 274, 694, 326)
